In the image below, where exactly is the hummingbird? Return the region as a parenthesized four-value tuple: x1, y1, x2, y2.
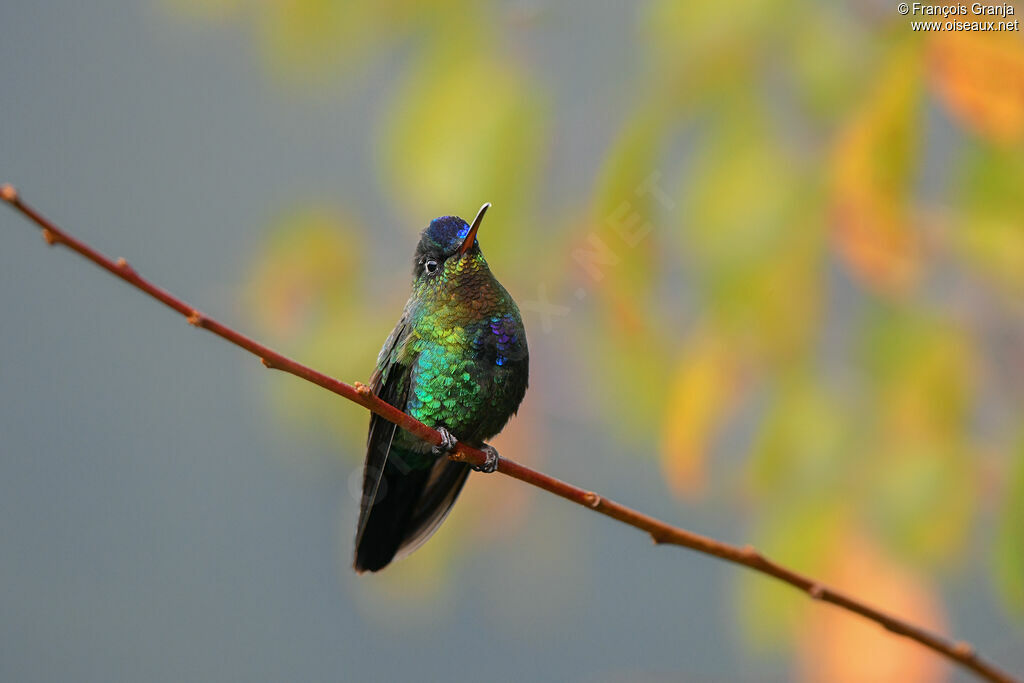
(354, 204, 529, 573)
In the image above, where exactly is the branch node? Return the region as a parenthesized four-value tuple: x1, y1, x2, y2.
(583, 491, 602, 509)
(260, 357, 275, 369)
(953, 641, 976, 659)
(42, 228, 57, 246)
(187, 311, 203, 327)
(115, 257, 137, 276)
(353, 381, 372, 397)
(650, 532, 667, 545)
(740, 545, 762, 563)
(0, 184, 17, 202)
(808, 583, 825, 600)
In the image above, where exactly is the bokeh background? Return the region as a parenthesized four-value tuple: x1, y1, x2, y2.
(2, 1, 1023, 681)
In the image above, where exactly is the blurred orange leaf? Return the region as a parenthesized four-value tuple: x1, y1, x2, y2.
(928, 26, 1024, 146)
(832, 49, 922, 295)
(795, 530, 950, 682)
(245, 209, 361, 339)
(244, 208, 389, 452)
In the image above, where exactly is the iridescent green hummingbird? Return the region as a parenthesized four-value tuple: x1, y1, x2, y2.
(354, 204, 529, 573)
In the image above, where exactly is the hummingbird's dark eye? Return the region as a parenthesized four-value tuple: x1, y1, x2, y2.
(424, 259, 439, 275)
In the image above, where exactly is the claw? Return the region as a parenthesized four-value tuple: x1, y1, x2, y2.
(431, 427, 458, 457)
(473, 444, 500, 473)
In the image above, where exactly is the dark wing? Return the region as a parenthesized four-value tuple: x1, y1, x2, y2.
(393, 457, 471, 561)
(354, 315, 410, 551)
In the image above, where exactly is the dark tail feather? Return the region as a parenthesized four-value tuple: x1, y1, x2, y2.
(354, 454, 470, 573)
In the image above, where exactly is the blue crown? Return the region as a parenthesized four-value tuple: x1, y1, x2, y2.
(422, 216, 471, 254)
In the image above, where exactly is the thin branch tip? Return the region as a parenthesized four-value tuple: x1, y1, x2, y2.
(0, 184, 17, 202)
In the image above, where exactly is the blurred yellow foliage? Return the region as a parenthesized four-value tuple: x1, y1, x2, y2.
(661, 332, 741, 498)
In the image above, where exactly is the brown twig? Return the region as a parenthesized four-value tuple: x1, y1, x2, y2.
(1, 184, 1018, 683)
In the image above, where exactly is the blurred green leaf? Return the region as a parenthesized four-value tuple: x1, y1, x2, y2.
(993, 440, 1024, 614)
(380, 37, 548, 263)
(785, 5, 872, 122)
(642, 0, 781, 98)
(587, 106, 674, 302)
(863, 307, 973, 441)
(685, 113, 801, 272)
(860, 308, 976, 563)
(747, 375, 851, 498)
(953, 143, 1024, 297)
(868, 443, 974, 565)
(683, 113, 824, 362)
(577, 317, 672, 443)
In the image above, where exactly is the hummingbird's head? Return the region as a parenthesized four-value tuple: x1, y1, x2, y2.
(411, 203, 491, 283)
